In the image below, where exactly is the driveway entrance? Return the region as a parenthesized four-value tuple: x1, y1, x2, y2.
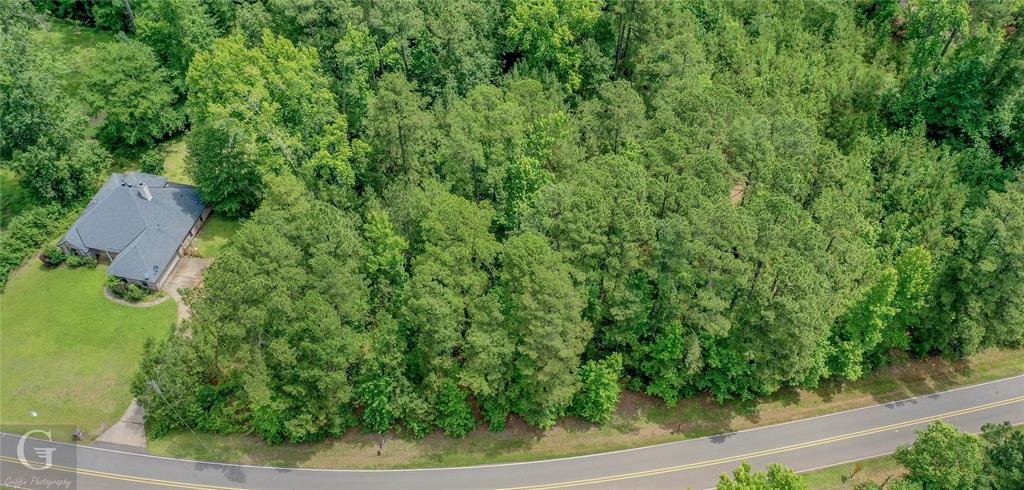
(161, 256, 213, 324)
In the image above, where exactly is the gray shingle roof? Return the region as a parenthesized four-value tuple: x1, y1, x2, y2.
(60, 172, 207, 283)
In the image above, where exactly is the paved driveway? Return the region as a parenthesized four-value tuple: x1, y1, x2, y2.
(161, 257, 212, 324)
(93, 400, 146, 451)
(89, 258, 213, 452)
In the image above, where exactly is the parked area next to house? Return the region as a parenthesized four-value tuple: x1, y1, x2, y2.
(161, 256, 213, 325)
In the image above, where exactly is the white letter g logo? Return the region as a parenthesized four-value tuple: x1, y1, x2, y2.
(16, 429, 56, 470)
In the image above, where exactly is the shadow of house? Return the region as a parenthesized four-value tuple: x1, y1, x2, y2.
(59, 172, 210, 289)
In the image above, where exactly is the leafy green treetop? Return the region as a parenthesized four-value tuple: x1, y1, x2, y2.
(83, 38, 183, 148)
(894, 421, 983, 490)
(716, 462, 806, 490)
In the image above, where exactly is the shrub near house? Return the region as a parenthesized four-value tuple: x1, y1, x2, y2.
(0, 205, 78, 289)
(39, 245, 66, 267)
(106, 275, 150, 302)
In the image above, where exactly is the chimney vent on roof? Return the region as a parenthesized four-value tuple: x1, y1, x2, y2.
(139, 182, 153, 201)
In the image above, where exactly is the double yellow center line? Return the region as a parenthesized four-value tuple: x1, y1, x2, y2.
(1, 395, 1021, 489)
(497, 395, 1024, 490)
(0, 454, 238, 490)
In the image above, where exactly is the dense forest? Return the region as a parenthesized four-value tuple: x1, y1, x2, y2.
(2, 0, 1022, 443)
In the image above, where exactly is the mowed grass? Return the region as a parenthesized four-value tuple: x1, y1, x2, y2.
(116, 136, 191, 189)
(0, 262, 176, 441)
(193, 215, 242, 258)
(802, 454, 904, 489)
(148, 346, 1024, 469)
(162, 136, 191, 184)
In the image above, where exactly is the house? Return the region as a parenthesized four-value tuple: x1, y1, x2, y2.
(59, 172, 211, 289)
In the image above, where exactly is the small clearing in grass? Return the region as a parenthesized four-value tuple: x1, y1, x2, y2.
(801, 454, 905, 489)
(147, 346, 1024, 470)
(193, 215, 242, 258)
(0, 262, 177, 442)
(112, 133, 189, 181)
(162, 136, 191, 184)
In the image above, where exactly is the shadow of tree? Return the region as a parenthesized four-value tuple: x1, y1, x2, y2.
(813, 378, 843, 403)
(864, 356, 970, 406)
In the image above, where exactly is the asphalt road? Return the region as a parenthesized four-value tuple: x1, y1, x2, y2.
(3, 374, 1023, 490)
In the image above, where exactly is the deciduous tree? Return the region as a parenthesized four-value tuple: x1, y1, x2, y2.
(716, 462, 805, 490)
(136, 0, 217, 79)
(186, 32, 340, 216)
(895, 421, 983, 490)
(83, 38, 183, 147)
(570, 353, 623, 424)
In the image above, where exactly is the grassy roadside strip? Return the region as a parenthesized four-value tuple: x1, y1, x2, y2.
(801, 454, 903, 489)
(147, 347, 1024, 470)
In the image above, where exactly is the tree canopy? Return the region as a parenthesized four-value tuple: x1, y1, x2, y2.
(884, 420, 1024, 490)
(8, 0, 1020, 442)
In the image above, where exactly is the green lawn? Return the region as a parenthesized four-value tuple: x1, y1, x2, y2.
(109, 130, 191, 182)
(162, 136, 191, 184)
(0, 262, 177, 442)
(148, 347, 1024, 469)
(802, 454, 904, 489)
(1, 168, 33, 228)
(194, 215, 241, 258)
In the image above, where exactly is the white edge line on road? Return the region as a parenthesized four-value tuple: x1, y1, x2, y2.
(2, 373, 1022, 474)
(698, 451, 896, 490)
(698, 421, 1024, 490)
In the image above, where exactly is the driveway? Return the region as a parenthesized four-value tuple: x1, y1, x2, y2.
(161, 257, 213, 325)
(92, 400, 147, 452)
(89, 257, 213, 451)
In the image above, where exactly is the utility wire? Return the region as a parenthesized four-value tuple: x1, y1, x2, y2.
(148, 379, 215, 459)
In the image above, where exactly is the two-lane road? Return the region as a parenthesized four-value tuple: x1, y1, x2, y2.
(3, 374, 1023, 489)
